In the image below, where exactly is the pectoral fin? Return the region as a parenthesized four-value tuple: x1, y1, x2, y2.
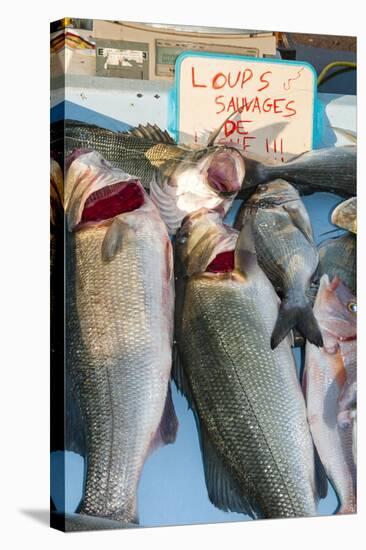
(148, 383, 179, 456)
(199, 424, 259, 518)
(283, 202, 314, 243)
(101, 218, 125, 262)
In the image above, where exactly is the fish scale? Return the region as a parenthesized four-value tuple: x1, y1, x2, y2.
(318, 234, 356, 296)
(235, 180, 321, 349)
(179, 271, 318, 518)
(303, 275, 356, 514)
(66, 205, 174, 523)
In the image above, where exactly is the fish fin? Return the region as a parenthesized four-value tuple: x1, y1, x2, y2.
(199, 425, 258, 518)
(172, 346, 259, 519)
(314, 446, 328, 500)
(234, 217, 258, 276)
(159, 383, 179, 444)
(125, 124, 176, 145)
(65, 379, 86, 457)
(165, 239, 174, 282)
(283, 202, 314, 243)
(271, 299, 323, 350)
(101, 219, 124, 262)
(148, 383, 179, 456)
(330, 126, 357, 143)
(172, 344, 196, 412)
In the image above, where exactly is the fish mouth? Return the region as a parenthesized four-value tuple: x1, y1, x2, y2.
(206, 149, 244, 195)
(80, 180, 144, 225)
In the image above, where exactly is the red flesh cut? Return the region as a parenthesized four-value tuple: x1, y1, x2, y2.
(81, 181, 144, 223)
(206, 250, 235, 273)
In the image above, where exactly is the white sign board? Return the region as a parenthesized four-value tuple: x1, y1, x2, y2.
(174, 53, 316, 161)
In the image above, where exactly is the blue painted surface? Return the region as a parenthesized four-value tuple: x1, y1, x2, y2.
(51, 100, 350, 526)
(50, 100, 131, 132)
(172, 51, 318, 148)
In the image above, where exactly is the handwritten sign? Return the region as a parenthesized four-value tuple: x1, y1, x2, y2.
(174, 52, 316, 161)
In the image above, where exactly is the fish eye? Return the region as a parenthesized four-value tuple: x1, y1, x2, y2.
(348, 302, 357, 313)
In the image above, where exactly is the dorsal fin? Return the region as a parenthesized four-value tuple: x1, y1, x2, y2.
(125, 124, 176, 145)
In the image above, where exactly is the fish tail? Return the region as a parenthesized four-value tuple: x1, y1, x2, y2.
(271, 298, 323, 350)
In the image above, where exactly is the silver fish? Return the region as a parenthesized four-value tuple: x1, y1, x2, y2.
(174, 209, 322, 519)
(65, 151, 178, 524)
(235, 179, 322, 349)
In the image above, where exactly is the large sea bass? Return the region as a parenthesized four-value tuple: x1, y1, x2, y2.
(52, 120, 245, 234)
(65, 150, 178, 525)
(303, 274, 356, 514)
(174, 209, 322, 519)
(235, 179, 322, 349)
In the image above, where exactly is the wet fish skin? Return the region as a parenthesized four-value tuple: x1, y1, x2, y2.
(174, 210, 319, 519)
(52, 121, 357, 200)
(66, 151, 177, 523)
(331, 197, 357, 233)
(52, 120, 245, 235)
(150, 145, 245, 234)
(235, 179, 322, 349)
(51, 120, 186, 188)
(241, 146, 356, 198)
(303, 275, 356, 514)
(317, 233, 356, 297)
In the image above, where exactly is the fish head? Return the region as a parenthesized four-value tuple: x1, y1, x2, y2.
(176, 145, 245, 194)
(315, 274, 357, 341)
(65, 150, 148, 232)
(177, 145, 245, 205)
(176, 208, 238, 276)
(248, 179, 299, 207)
(152, 145, 245, 235)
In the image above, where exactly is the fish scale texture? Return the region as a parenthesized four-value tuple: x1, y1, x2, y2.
(253, 208, 318, 297)
(60, 123, 187, 187)
(318, 234, 356, 296)
(180, 274, 317, 518)
(305, 342, 356, 513)
(66, 213, 174, 523)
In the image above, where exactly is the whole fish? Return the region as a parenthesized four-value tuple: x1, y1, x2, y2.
(235, 179, 322, 349)
(174, 209, 322, 519)
(331, 197, 357, 233)
(303, 274, 357, 514)
(65, 150, 178, 524)
(52, 120, 245, 235)
(52, 120, 356, 200)
(318, 233, 356, 296)
(243, 145, 356, 197)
